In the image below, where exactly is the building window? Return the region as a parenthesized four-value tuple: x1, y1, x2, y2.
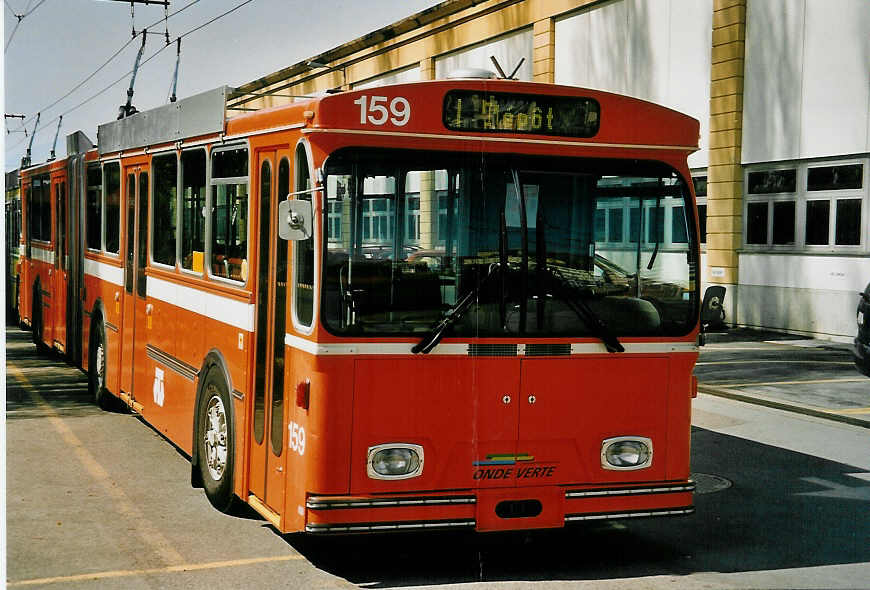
(808, 164, 863, 191)
(745, 160, 866, 251)
(746, 201, 768, 245)
(748, 169, 796, 194)
(697, 204, 707, 244)
(805, 200, 830, 245)
(692, 175, 707, 246)
(835, 199, 861, 245)
(771, 201, 795, 245)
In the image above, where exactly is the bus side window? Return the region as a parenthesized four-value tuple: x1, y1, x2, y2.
(104, 162, 121, 255)
(181, 149, 206, 274)
(137, 172, 149, 298)
(86, 165, 102, 251)
(293, 144, 314, 328)
(152, 153, 178, 267)
(210, 146, 249, 283)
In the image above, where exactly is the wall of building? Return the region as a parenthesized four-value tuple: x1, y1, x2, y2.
(233, 0, 869, 341)
(554, 0, 713, 168)
(736, 0, 870, 340)
(742, 0, 870, 164)
(434, 28, 533, 80)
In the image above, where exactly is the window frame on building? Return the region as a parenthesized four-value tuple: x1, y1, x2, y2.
(742, 158, 868, 253)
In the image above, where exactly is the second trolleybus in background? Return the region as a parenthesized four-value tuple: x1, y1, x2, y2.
(14, 71, 703, 534)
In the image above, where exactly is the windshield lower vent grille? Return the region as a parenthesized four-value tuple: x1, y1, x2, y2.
(526, 343, 571, 356)
(468, 344, 517, 357)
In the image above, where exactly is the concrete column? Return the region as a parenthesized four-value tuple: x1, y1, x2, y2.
(706, 0, 746, 313)
(418, 172, 436, 250)
(533, 18, 555, 83)
(419, 57, 436, 81)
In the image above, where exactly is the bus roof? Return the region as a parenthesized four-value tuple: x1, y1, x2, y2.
(227, 79, 700, 153)
(89, 79, 699, 158)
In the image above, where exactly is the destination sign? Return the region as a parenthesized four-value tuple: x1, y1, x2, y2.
(443, 90, 600, 137)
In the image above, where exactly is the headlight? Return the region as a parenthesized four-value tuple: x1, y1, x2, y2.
(367, 443, 424, 480)
(601, 436, 653, 470)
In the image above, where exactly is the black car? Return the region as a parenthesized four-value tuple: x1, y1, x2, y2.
(855, 281, 870, 377)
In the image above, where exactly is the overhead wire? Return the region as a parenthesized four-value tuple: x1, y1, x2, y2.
(8, 0, 203, 135)
(6, 0, 257, 159)
(4, 0, 47, 49)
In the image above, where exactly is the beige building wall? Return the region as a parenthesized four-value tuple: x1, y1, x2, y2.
(228, 0, 600, 111)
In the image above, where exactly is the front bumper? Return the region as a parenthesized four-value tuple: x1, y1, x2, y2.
(304, 480, 695, 534)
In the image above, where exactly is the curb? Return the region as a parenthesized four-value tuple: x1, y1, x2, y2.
(697, 385, 870, 430)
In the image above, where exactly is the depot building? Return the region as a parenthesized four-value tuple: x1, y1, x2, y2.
(228, 0, 870, 342)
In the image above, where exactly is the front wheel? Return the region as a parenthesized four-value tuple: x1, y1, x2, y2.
(196, 370, 236, 512)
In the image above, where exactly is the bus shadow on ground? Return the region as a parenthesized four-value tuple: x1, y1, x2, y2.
(284, 428, 870, 587)
(5, 327, 105, 419)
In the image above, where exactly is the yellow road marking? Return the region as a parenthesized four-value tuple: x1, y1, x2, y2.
(7, 555, 304, 587)
(705, 377, 868, 388)
(826, 406, 870, 415)
(7, 365, 186, 567)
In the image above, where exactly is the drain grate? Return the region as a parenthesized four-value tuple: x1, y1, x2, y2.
(691, 472, 733, 494)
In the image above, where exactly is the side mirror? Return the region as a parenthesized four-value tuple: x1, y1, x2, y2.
(278, 199, 312, 241)
(700, 285, 727, 331)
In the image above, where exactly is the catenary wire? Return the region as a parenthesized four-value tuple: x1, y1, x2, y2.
(7, 0, 203, 135)
(6, 0, 256, 160)
(4, 0, 47, 49)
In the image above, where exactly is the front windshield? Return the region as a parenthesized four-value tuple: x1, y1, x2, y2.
(322, 148, 698, 338)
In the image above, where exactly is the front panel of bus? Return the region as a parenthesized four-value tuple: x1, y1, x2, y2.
(292, 97, 700, 532)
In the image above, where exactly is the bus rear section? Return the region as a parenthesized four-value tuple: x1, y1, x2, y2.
(281, 101, 701, 533)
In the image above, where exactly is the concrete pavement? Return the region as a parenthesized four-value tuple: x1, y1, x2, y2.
(696, 328, 869, 428)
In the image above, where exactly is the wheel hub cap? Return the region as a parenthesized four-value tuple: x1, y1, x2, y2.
(203, 392, 227, 481)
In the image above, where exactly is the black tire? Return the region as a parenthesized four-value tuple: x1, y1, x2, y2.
(196, 369, 236, 512)
(31, 282, 46, 352)
(88, 318, 112, 410)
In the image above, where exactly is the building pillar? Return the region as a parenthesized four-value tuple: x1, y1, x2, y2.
(533, 18, 555, 83)
(420, 57, 436, 81)
(707, 0, 746, 318)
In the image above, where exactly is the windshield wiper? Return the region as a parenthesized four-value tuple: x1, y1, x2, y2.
(545, 267, 625, 353)
(412, 263, 500, 354)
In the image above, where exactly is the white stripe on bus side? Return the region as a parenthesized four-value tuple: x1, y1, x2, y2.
(283, 333, 698, 356)
(30, 246, 56, 265)
(146, 275, 256, 332)
(83, 258, 124, 286)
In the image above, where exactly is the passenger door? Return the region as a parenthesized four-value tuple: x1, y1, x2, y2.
(248, 149, 291, 513)
(53, 179, 67, 351)
(119, 165, 149, 404)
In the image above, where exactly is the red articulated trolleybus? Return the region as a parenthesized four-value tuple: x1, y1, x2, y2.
(16, 73, 703, 534)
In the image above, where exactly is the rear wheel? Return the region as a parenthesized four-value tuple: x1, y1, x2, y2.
(89, 319, 111, 410)
(196, 369, 236, 512)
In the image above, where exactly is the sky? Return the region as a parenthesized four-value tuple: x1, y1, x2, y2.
(2, 0, 439, 171)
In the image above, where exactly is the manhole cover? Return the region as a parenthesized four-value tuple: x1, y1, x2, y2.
(691, 472, 732, 494)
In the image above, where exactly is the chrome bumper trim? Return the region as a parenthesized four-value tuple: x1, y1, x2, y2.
(565, 506, 694, 522)
(305, 519, 475, 534)
(307, 495, 476, 510)
(565, 481, 695, 499)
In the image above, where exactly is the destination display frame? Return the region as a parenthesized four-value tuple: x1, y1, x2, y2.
(443, 90, 600, 138)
